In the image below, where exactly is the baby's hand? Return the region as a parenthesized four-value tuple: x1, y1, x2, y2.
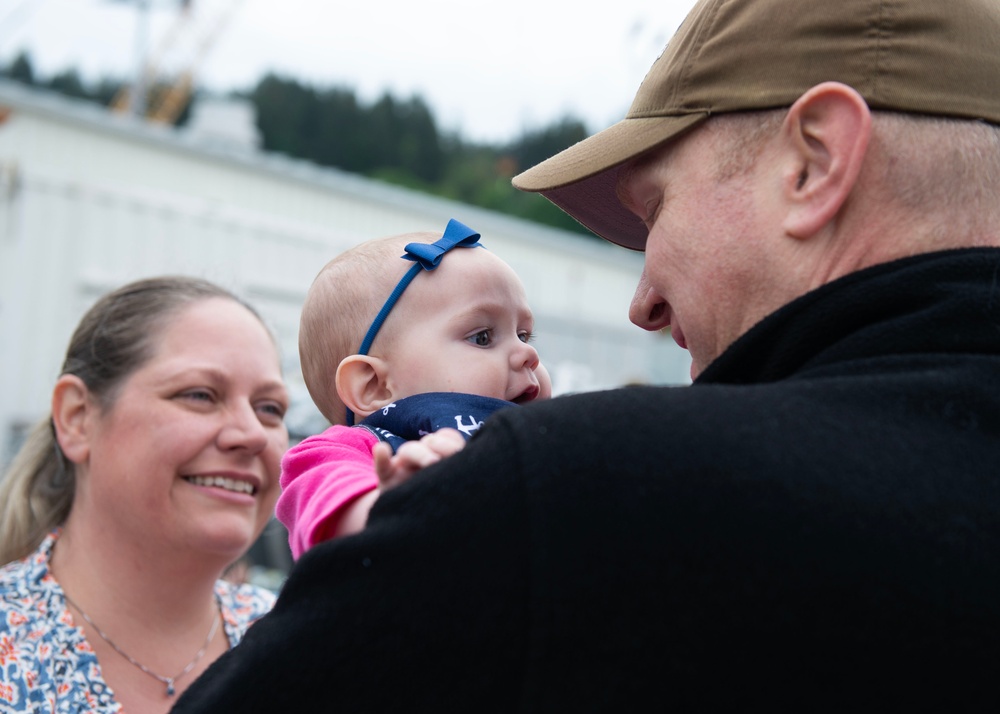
(374, 428, 467, 490)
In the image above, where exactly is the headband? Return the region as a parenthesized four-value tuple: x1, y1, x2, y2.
(346, 218, 482, 425)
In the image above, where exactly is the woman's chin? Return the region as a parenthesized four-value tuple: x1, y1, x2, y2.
(190, 520, 262, 563)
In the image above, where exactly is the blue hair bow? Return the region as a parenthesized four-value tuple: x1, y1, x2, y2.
(347, 219, 482, 425)
(402, 219, 482, 270)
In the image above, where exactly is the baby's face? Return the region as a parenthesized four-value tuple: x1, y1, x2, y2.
(377, 246, 548, 405)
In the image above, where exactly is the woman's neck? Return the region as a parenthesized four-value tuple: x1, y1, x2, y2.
(49, 519, 233, 714)
(49, 513, 226, 631)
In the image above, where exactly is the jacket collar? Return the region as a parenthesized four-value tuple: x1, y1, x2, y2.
(698, 247, 1000, 385)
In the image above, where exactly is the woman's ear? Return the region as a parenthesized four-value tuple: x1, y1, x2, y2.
(51, 375, 93, 464)
(335, 355, 394, 421)
(781, 81, 872, 240)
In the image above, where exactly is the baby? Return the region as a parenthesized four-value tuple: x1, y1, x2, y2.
(277, 219, 551, 557)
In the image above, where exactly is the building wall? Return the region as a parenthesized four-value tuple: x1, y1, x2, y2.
(0, 81, 690, 468)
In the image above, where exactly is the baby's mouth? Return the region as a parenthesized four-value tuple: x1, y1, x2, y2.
(512, 385, 539, 404)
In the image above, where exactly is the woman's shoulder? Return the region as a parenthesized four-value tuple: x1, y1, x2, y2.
(0, 555, 46, 634)
(0, 535, 59, 622)
(215, 579, 277, 643)
(0, 539, 110, 711)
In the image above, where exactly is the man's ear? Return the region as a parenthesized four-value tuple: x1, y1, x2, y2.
(335, 355, 394, 421)
(781, 81, 872, 240)
(51, 374, 93, 464)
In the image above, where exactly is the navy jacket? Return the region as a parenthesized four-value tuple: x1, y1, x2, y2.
(174, 248, 1000, 712)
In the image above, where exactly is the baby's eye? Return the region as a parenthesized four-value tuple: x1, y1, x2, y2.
(518, 330, 535, 344)
(468, 329, 492, 347)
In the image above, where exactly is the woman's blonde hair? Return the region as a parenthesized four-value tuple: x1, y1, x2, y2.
(0, 276, 264, 565)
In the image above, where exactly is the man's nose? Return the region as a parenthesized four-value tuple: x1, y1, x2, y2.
(629, 267, 670, 331)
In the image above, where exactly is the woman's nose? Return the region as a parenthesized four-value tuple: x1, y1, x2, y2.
(218, 403, 269, 454)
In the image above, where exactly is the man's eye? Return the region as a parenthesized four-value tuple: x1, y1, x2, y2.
(468, 330, 492, 347)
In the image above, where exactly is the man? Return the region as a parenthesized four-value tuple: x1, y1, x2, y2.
(173, 0, 1000, 710)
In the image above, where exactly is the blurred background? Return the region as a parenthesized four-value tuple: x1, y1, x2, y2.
(0, 0, 697, 587)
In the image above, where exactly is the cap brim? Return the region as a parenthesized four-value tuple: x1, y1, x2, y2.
(513, 112, 708, 250)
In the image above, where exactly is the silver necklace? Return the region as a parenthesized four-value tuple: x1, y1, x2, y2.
(63, 591, 221, 697)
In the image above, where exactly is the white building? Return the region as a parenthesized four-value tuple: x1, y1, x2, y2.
(0, 79, 690, 470)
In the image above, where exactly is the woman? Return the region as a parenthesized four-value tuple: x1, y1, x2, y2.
(0, 276, 289, 713)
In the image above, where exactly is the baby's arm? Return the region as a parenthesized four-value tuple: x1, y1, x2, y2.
(335, 431, 465, 538)
(374, 428, 467, 489)
(276, 427, 381, 556)
(328, 489, 381, 538)
(277, 426, 469, 555)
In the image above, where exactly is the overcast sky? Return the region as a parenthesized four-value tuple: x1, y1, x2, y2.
(0, 0, 699, 143)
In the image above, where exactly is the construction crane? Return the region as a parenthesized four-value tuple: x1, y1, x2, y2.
(109, 0, 244, 125)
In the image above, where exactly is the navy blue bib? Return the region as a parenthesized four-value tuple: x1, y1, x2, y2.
(358, 392, 514, 453)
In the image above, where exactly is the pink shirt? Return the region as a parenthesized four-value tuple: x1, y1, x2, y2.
(276, 425, 380, 559)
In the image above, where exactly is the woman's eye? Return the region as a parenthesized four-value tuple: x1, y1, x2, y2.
(181, 389, 214, 403)
(257, 402, 287, 423)
(468, 330, 492, 347)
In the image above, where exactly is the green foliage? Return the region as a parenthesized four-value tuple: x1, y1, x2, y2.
(0, 57, 597, 237)
(4, 51, 35, 85)
(1, 53, 121, 106)
(90, 78, 124, 107)
(47, 69, 88, 100)
(248, 75, 446, 184)
(506, 117, 590, 172)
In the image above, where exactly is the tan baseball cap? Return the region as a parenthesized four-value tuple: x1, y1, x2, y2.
(513, 0, 1000, 251)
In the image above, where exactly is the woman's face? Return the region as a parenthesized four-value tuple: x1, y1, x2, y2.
(77, 297, 289, 562)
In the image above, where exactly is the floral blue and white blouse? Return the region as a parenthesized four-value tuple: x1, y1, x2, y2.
(0, 531, 276, 712)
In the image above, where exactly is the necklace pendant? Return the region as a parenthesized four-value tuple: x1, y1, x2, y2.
(63, 591, 220, 700)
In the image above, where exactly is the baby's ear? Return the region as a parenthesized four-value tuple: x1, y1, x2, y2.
(335, 355, 394, 421)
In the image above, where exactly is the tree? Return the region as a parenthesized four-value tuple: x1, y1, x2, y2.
(249, 74, 322, 161)
(46, 70, 88, 100)
(248, 76, 446, 184)
(4, 62, 595, 237)
(506, 118, 590, 175)
(6, 52, 35, 86)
